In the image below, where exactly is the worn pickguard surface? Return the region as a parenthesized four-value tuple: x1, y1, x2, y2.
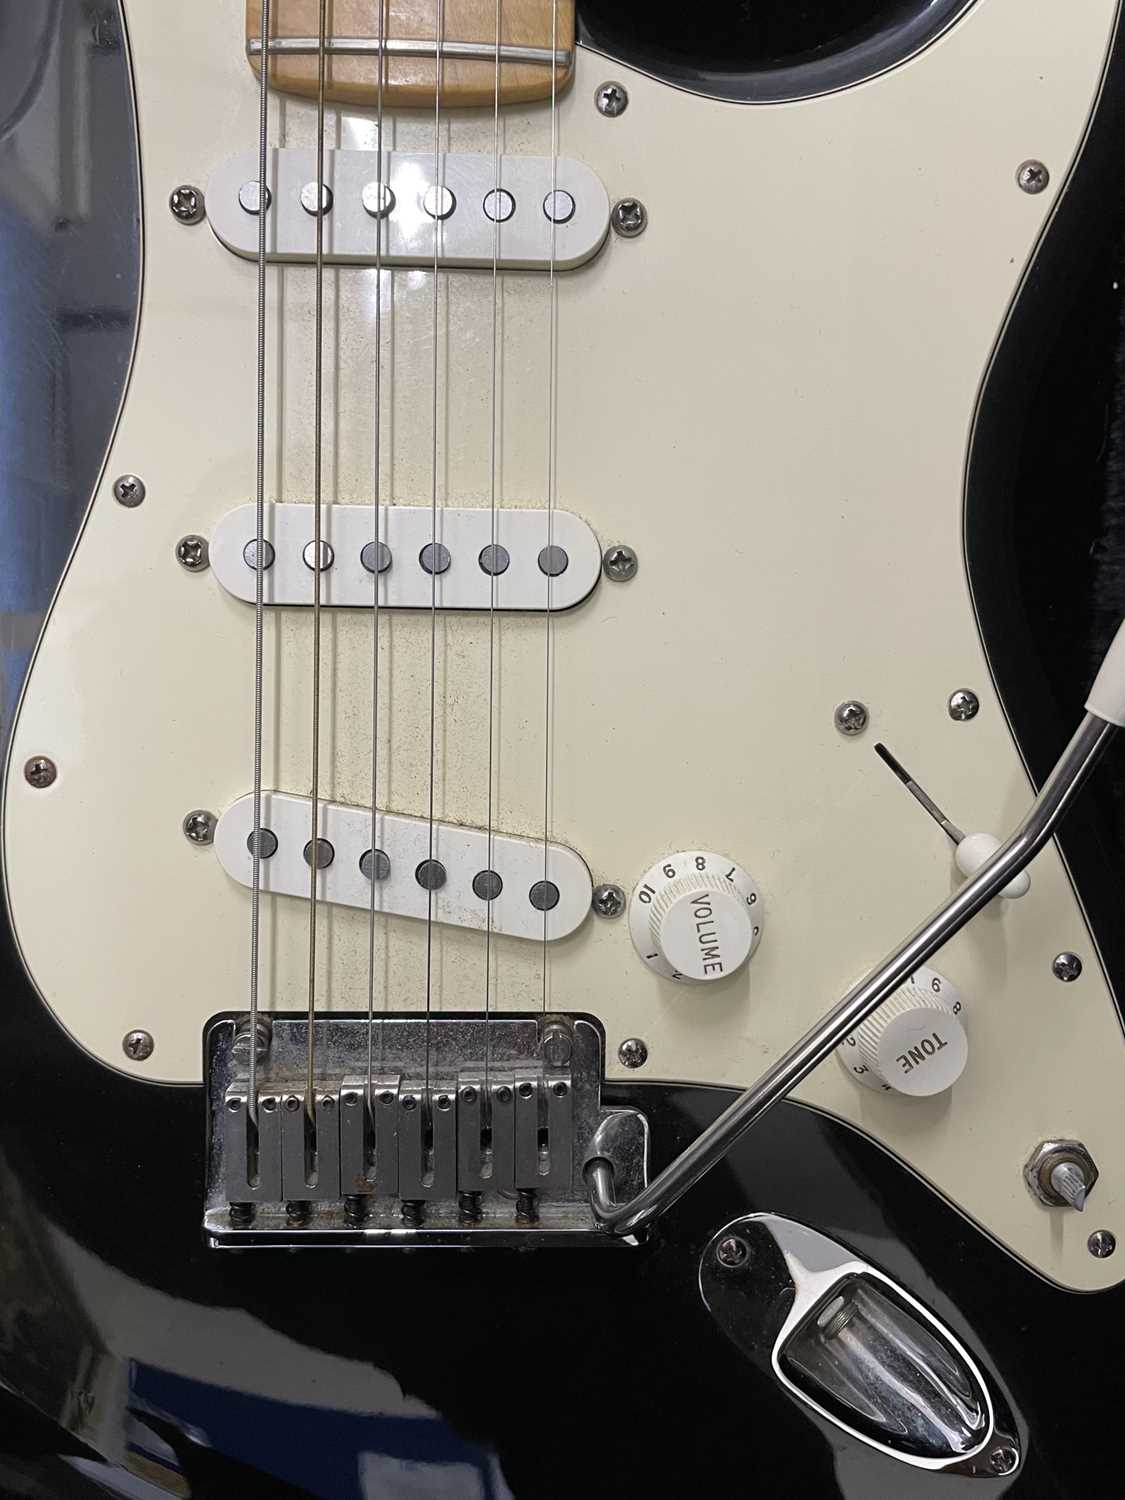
(6, 0, 1125, 1294)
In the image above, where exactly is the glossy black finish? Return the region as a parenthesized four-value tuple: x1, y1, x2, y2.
(1, 4, 1124, 1497)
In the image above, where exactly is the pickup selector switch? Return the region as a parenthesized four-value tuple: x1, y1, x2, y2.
(837, 966, 967, 1096)
(629, 852, 762, 983)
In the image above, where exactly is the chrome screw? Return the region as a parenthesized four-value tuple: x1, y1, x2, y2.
(611, 197, 648, 238)
(113, 474, 145, 507)
(169, 184, 206, 224)
(1017, 160, 1049, 195)
(284, 1094, 301, 1113)
(602, 543, 638, 581)
(1089, 1229, 1117, 1258)
(592, 882, 626, 918)
(122, 1029, 154, 1061)
(1053, 951, 1082, 983)
(595, 81, 628, 117)
(834, 700, 869, 737)
(948, 688, 980, 722)
(989, 1447, 1020, 1476)
(618, 1037, 648, 1069)
(541, 1023, 573, 1068)
(182, 809, 217, 845)
(24, 757, 57, 789)
(176, 534, 209, 571)
(715, 1234, 750, 1269)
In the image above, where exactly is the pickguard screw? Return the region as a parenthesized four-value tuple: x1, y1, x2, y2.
(618, 1037, 648, 1069)
(989, 1446, 1020, 1476)
(611, 198, 648, 238)
(176, 534, 209, 571)
(834, 700, 868, 737)
(1017, 160, 1049, 195)
(592, 882, 626, 918)
(1053, 951, 1083, 983)
(24, 757, 57, 789)
(595, 81, 628, 117)
(182, 809, 217, 845)
(169, 184, 205, 223)
(602, 543, 638, 581)
(122, 1029, 153, 1061)
(715, 1234, 750, 1269)
(1089, 1229, 1116, 1258)
(948, 688, 980, 722)
(112, 474, 145, 507)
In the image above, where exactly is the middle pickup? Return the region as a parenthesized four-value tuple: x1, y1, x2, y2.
(210, 503, 601, 611)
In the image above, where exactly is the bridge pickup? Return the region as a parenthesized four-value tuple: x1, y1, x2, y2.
(206, 148, 608, 271)
(214, 791, 592, 942)
(205, 1015, 649, 1245)
(210, 503, 600, 612)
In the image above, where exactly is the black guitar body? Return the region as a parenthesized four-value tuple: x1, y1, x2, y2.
(2, 4, 1124, 1496)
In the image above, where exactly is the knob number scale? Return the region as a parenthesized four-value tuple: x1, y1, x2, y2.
(837, 966, 968, 1096)
(629, 851, 762, 983)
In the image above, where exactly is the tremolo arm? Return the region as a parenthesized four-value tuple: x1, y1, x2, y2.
(586, 622, 1125, 1236)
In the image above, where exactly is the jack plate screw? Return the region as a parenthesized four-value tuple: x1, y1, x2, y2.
(113, 474, 145, 507)
(176, 534, 209, 570)
(24, 757, 57, 789)
(716, 1234, 750, 1269)
(602, 543, 638, 581)
(595, 81, 628, 117)
(592, 882, 626, 918)
(122, 1029, 153, 1061)
(169, 184, 205, 223)
(1017, 160, 1049, 195)
(611, 198, 647, 238)
(618, 1037, 648, 1069)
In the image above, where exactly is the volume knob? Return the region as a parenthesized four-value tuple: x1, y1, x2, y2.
(629, 852, 762, 983)
(837, 966, 967, 1096)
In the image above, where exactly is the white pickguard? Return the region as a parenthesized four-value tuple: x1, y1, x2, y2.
(6, 0, 1125, 1289)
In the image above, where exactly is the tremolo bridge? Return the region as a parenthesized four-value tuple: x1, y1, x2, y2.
(205, 1015, 648, 1246)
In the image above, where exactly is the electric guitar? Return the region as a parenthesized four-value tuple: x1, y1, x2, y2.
(3, 1, 1125, 1494)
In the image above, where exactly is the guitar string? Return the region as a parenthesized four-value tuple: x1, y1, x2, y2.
(366, 0, 389, 1145)
(483, 0, 503, 1102)
(540, 0, 560, 1010)
(423, 0, 447, 1104)
(305, 0, 329, 1117)
(248, 0, 273, 1122)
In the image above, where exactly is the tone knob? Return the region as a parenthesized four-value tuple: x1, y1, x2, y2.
(837, 966, 967, 1096)
(629, 851, 762, 982)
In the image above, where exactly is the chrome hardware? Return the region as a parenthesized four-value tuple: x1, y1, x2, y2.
(617, 1037, 648, 1069)
(182, 809, 217, 845)
(591, 882, 626, 918)
(602, 543, 638, 581)
(1052, 950, 1083, 982)
(122, 1030, 154, 1061)
(1023, 1139, 1098, 1210)
(23, 757, 56, 789)
(595, 81, 628, 117)
(112, 473, 145, 507)
(948, 688, 980, 721)
(238, 180, 271, 214)
(205, 1015, 648, 1246)
(586, 710, 1117, 1236)
(700, 1215, 1020, 1478)
(611, 198, 648, 238)
(175, 535, 209, 571)
(1017, 160, 1049, 195)
(168, 184, 205, 224)
(833, 700, 869, 736)
(1088, 1229, 1117, 1258)
(247, 36, 573, 68)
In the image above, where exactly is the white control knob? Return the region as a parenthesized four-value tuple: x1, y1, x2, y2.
(629, 851, 762, 982)
(837, 966, 967, 1096)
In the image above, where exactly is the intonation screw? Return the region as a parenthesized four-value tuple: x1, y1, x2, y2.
(1017, 160, 1049, 195)
(344, 1194, 368, 1226)
(286, 1201, 311, 1226)
(458, 1190, 483, 1222)
(611, 198, 648, 238)
(715, 1234, 750, 1269)
(1089, 1229, 1116, 1258)
(169, 184, 206, 223)
(176, 534, 209, 571)
(948, 688, 980, 722)
(602, 543, 638, 581)
(112, 474, 145, 507)
(516, 1188, 539, 1223)
(1053, 951, 1083, 983)
(182, 809, 217, 845)
(24, 757, 57, 789)
(229, 1202, 255, 1228)
(592, 882, 626, 918)
(834, 700, 869, 737)
(989, 1447, 1020, 1476)
(595, 81, 629, 117)
(401, 1199, 425, 1228)
(122, 1029, 153, 1061)
(618, 1037, 648, 1069)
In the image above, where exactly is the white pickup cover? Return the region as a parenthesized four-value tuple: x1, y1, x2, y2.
(210, 503, 601, 611)
(215, 792, 592, 942)
(206, 148, 609, 270)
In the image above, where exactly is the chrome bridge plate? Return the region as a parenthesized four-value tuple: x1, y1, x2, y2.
(204, 1014, 648, 1247)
